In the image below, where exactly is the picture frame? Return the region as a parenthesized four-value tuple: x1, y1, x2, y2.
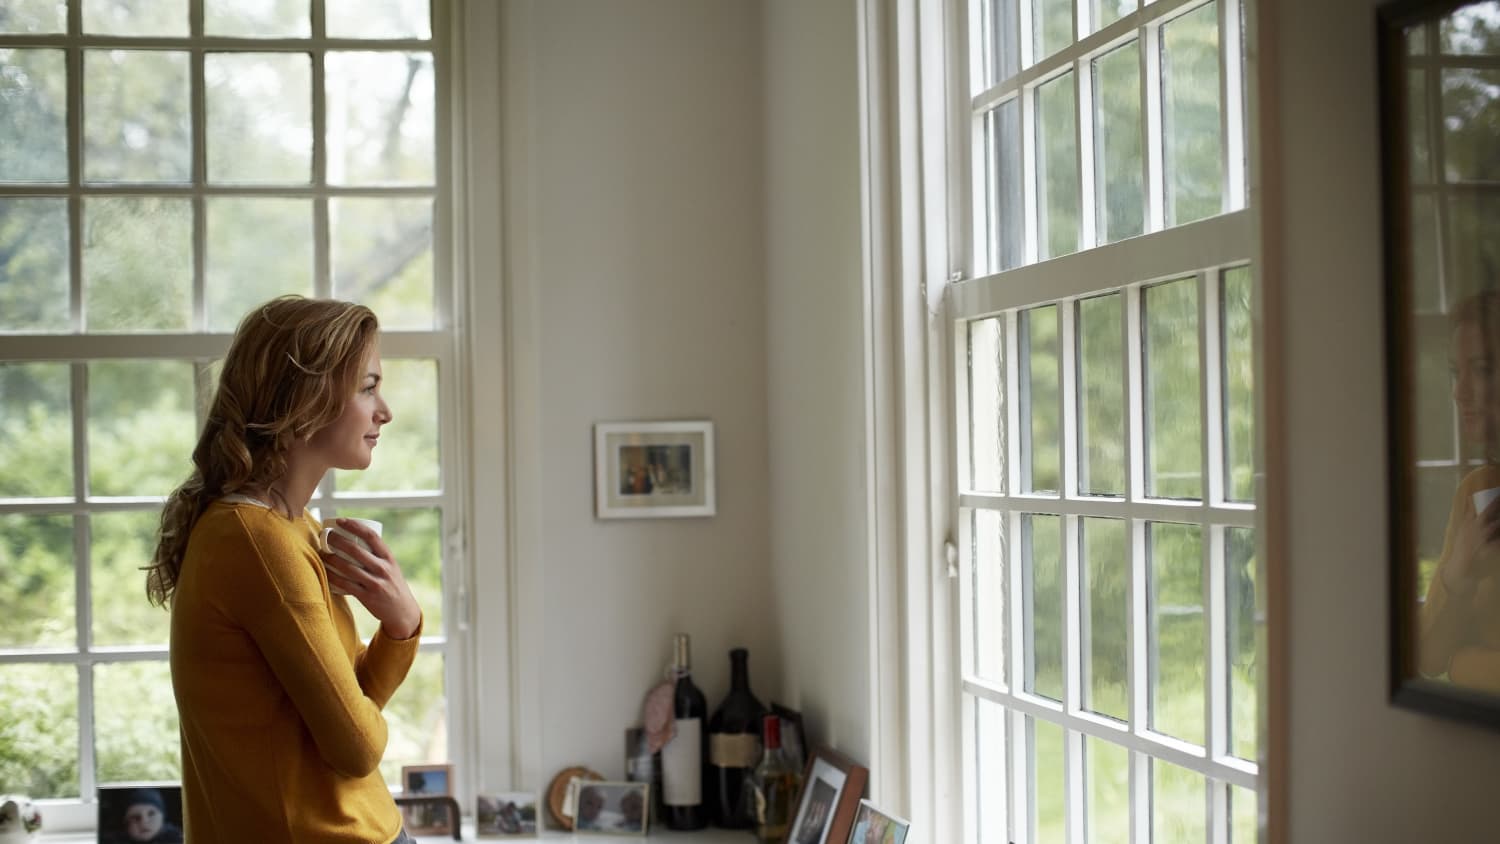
(1380, 0, 1500, 729)
(477, 791, 540, 837)
(96, 783, 183, 844)
(786, 746, 868, 844)
(845, 799, 911, 844)
(401, 763, 454, 796)
(771, 701, 808, 774)
(394, 795, 460, 839)
(567, 780, 650, 836)
(594, 420, 716, 519)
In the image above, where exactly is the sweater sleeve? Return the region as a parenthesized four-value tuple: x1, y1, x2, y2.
(1419, 480, 1475, 677)
(355, 613, 423, 708)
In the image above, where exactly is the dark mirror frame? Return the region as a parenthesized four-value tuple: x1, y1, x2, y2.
(1382, 0, 1500, 728)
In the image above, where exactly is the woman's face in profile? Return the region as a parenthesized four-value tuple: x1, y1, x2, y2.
(1453, 320, 1500, 444)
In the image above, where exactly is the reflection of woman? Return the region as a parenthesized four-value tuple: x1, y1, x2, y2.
(1421, 292, 1500, 689)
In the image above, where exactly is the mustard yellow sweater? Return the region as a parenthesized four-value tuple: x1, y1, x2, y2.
(1421, 464, 1500, 690)
(170, 500, 421, 843)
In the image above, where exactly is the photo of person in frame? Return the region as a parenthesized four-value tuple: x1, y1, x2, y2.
(97, 786, 184, 844)
(788, 777, 837, 844)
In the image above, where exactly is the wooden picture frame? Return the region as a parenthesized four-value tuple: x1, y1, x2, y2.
(594, 420, 716, 519)
(786, 746, 868, 844)
(1380, 0, 1500, 729)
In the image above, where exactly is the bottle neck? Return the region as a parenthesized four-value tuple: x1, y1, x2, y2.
(729, 649, 750, 691)
(673, 634, 692, 676)
(761, 714, 781, 750)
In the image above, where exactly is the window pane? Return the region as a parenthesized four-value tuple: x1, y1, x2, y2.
(1448, 194, 1500, 299)
(0, 49, 67, 182)
(1222, 266, 1254, 502)
(337, 506, 444, 638)
(1161, 2, 1223, 226)
(976, 698, 1009, 843)
(0, 363, 73, 497)
(91, 511, 171, 647)
(1143, 278, 1202, 499)
(379, 651, 445, 784)
(1078, 293, 1125, 495)
(973, 508, 1007, 687)
(206, 52, 313, 184)
(984, 99, 1025, 273)
(969, 316, 1006, 493)
(1093, 41, 1144, 244)
(1030, 718, 1065, 844)
(1081, 518, 1127, 721)
(325, 52, 435, 186)
(0, 2, 66, 33)
(0, 663, 79, 798)
(1032, 0, 1073, 64)
(1442, 67, 1500, 182)
(1022, 305, 1060, 494)
(84, 50, 191, 183)
(94, 661, 181, 783)
(0, 514, 75, 648)
(1084, 737, 1129, 844)
(83, 0, 188, 36)
(1231, 783, 1257, 843)
(326, 0, 431, 40)
(1227, 526, 1257, 761)
(981, 0, 1021, 88)
(0, 198, 69, 331)
(1414, 312, 1456, 464)
(87, 361, 196, 498)
(1148, 522, 1204, 746)
(336, 358, 439, 493)
(206, 198, 315, 331)
(1036, 72, 1080, 260)
(1151, 758, 1206, 844)
(84, 197, 192, 331)
(1093, 0, 1134, 32)
(205, 0, 310, 38)
(1441, 5, 1500, 55)
(331, 197, 435, 330)
(1410, 192, 1442, 313)
(1024, 514, 1063, 701)
(1408, 69, 1432, 185)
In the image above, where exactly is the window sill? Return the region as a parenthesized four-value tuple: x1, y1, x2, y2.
(42, 825, 751, 842)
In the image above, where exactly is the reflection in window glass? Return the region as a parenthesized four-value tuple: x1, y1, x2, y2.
(337, 358, 440, 494)
(206, 198, 315, 331)
(1022, 306, 1061, 494)
(1441, 5, 1500, 55)
(1148, 522, 1205, 746)
(332, 198, 435, 330)
(1223, 266, 1254, 502)
(1447, 194, 1500, 297)
(0, 663, 79, 798)
(1151, 758, 1207, 844)
(1082, 518, 1128, 721)
(974, 509, 1007, 687)
(0, 514, 75, 648)
(1024, 514, 1063, 702)
(0, 48, 66, 182)
(1085, 736, 1129, 844)
(1037, 73, 1080, 260)
(1078, 294, 1125, 495)
(94, 661, 181, 783)
(1442, 68, 1500, 182)
(84, 197, 193, 332)
(84, 50, 191, 184)
(984, 100, 1025, 273)
(1094, 41, 1144, 244)
(1144, 278, 1202, 499)
(1408, 69, 1432, 184)
(87, 361, 196, 498)
(0, 363, 73, 497)
(1161, 2, 1223, 226)
(970, 316, 1006, 493)
(0, 198, 69, 331)
(91, 511, 171, 647)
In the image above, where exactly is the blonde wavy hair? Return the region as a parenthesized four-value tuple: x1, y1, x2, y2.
(146, 295, 380, 607)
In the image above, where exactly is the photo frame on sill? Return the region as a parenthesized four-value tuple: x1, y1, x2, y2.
(96, 783, 184, 844)
(786, 746, 868, 844)
(594, 420, 716, 519)
(845, 799, 910, 844)
(568, 780, 650, 836)
(477, 790, 540, 837)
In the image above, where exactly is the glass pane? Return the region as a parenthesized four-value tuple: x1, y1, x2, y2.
(1032, 0, 1072, 64)
(1161, 2, 1224, 226)
(982, 0, 1021, 88)
(84, 50, 191, 183)
(1022, 305, 1061, 493)
(1084, 737, 1129, 844)
(92, 511, 171, 646)
(1447, 194, 1500, 301)
(1414, 313, 1456, 464)
(1408, 69, 1432, 184)
(0, 49, 67, 182)
(1078, 294, 1125, 495)
(1024, 514, 1063, 701)
(206, 198, 315, 331)
(205, 0, 310, 37)
(0, 663, 79, 798)
(1036, 72, 1080, 260)
(1408, 22, 1429, 55)
(326, 0, 431, 39)
(0, 1, 66, 32)
(1231, 783, 1257, 843)
(969, 316, 1006, 493)
(331, 197, 435, 330)
(0, 363, 73, 497)
(1410, 192, 1442, 313)
(1031, 718, 1065, 844)
(94, 661, 181, 783)
(1081, 518, 1127, 721)
(1441, 4, 1500, 55)
(0, 198, 69, 331)
(87, 361, 196, 498)
(976, 697, 1009, 844)
(985, 99, 1025, 273)
(337, 358, 439, 493)
(1227, 526, 1258, 761)
(1442, 67, 1500, 182)
(1094, 0, 1134, 32)
(1093, 41, 1144, 244)
(335, 506, 443, 638)
(973, 508, 1006, 687)
(379, 651, 445, 784)
(206, 52, 313, 184)
(1151, 759, 1206, 844)
(1144, 278, 1203, 499)
(1148, 522, 1204, 746)
(0, 513, 75, 648)
(83, 0, 188, 35)
(84, 196, 193, 331)
(1222, 266, 1254, 502)
(325, 52, 435, 186)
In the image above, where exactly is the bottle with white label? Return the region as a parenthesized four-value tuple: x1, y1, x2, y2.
(661, 633, 708, 830)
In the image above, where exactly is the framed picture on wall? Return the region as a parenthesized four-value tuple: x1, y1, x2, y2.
(594, 420, 716, 519)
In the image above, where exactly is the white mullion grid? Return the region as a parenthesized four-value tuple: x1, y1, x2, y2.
(1018, 0, 1035, 71)
(1011, 707, 1030, 844)
(312, 35, 331, 299)
(1124, 281, 1150, 844)
(1197, 263, 1229, 842)
(1076, 52, 1099, 251)
(1141, 18, 1164, 233)
(961, 492, 1254, 528)
(1219, 0, 1244, 212)
(1006, 309, 1023, 498)
(956, 319, 977, 502)
(1062, 515, 1084, 844)
(70, 357, 97, 801)
(190, 32, 207, 330)
(1208, 525, 1231, 844)
(974, 107, 994, 276)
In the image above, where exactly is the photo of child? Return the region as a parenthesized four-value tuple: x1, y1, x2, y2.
(97, 786, 184, 844)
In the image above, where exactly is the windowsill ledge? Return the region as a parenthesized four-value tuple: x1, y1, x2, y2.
(41, 825, 752, 842)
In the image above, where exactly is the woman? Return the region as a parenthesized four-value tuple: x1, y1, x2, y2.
(1421, 290, 1500, 689)
(147, 296, 423, 843)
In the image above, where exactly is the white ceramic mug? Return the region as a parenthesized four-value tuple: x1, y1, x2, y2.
(1475, 487, 1500, 515)
(321, 518, 383, 595)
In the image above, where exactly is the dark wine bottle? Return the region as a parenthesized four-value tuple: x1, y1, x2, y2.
(707, 647, 767, 828)
(661, 633, 709, 830)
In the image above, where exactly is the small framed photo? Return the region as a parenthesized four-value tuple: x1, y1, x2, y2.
(787, 747, 868, 844)
(594, 420, 715, 519)
(96, 784, 184, 844)
(477, 791, 539, 837)
(569, 780, 650, 835)
(772, 702, 808, 774)
(402, 763, 454, 796)
(845, 799, 910, 844)
(395, 796, 458, 838)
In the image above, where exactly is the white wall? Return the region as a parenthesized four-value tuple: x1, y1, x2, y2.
(1261, 0, 1500, 839)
